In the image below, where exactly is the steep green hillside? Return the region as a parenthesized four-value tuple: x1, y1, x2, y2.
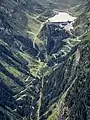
(41, 2, 90, 120)
(0, 0, 90, 120)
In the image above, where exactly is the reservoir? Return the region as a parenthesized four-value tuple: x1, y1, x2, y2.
(48, 12, 76, 23)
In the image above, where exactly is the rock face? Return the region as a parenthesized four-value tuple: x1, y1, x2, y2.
(0, 0, 90, 120)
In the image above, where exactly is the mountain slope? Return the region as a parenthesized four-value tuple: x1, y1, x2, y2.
(0, 0, 90, 120)
(42, 1, 90, 120)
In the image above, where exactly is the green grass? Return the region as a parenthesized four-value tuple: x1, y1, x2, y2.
(0, 39, 8, 46)
(29, 59, 45, 78)
(86, 30, 90, 39)
(0, 72, 23, 93)
(69, 5, 85, 17)
(80, 30, 90, 41)
(26, 13, 45, 46)
(69, 38, 80, 45)
(1, 61, 22, 77)
(27, 31, 35, 40)
(26, 13, 41, 36)
(17, 51, 30, 62)
(37, 15, 48, 22)
(47, 108, 58, 120)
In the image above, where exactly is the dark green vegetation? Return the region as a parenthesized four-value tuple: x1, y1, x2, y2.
(0, 0, 90, 120)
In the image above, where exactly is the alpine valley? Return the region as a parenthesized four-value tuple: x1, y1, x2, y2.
(0, 0, 90, 120)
